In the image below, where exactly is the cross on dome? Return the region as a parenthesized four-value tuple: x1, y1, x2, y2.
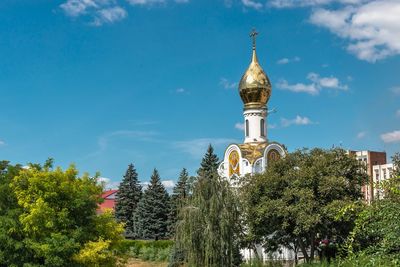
(250, 29, 258, 50)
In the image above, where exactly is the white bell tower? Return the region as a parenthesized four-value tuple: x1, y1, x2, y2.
(238, 29, 271, 144)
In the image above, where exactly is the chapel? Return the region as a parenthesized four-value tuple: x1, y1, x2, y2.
(219, 30, 286, 180)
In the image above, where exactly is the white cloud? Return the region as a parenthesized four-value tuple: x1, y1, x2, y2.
(140, 181, 150, 189)
(381, 130, 400, 143)
(176, 88, 186, 93)
(97, 177, 120, 189)
(92, 6, 127, 26)
(235, 122, 245, 131)
(60, 0, 127, 25)
(162, 180, 175, 189)
(240, 0, 400, 62)
(242, 0, 263, 10)
(268, 0, 366, 8)
(127, 0, 165, 5)
(220, 78, 237, 89)
(174, 138, 237, 158)
(310, 1, 400, 62)
(308, 72, 348, 90)
(396, 109, 400, 118)
(277, 58, 289, 64)
(224, 0, 233, 8)
(392, 87, 400, 95)
(85, 130, 158, 158)
(0, 140, 5, 146)
(127, 0, 188, 5)
(277, 79, 319, 95)
(277, 56, 300, 64)
(277, 72, 348, 95)
(281, 115, 315, 127)
(357, 131, 366, 139)
(60, 0, 98, 17)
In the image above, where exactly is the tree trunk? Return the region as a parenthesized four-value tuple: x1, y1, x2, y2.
(251, 243, 262, 262)
(294, 239, 299, 266)
(310, 232, 316, 261)
(298, 238, 310, 263)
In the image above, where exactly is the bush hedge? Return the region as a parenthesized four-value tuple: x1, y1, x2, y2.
(117, 240, 174, 262)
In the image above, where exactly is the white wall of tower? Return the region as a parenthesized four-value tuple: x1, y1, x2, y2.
(243, 108, 267, 143)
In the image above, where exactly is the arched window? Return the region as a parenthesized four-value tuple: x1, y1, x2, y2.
(245, 120, 249, 137)
(260, 119, 265, 137)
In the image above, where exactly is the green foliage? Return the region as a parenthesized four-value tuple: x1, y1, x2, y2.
(0, 161, 29, 266)
(0, 160, 124, 267)
(168, 168, 190, 237)
(241, 148, 367, 262)
(343, 170, 400, 261)
(115, 164, 142, 238)
(117, 240, 173, 262)
(299, 253, 400, 267)
(135, 169, 171, 240)
(197, 144, 220, 178)
(173, 145, 241, 267)
(240, 261, 285, 267)
(73, 239, 115, 267)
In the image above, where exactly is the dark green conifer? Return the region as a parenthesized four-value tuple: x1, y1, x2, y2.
(135, 169, 170, 240)
(115, 164, 142, 238)
(197, 144, 220, 179)
(167, 168, 189, 237)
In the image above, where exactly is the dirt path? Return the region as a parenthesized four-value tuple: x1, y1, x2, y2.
(125, 259, 168, 267)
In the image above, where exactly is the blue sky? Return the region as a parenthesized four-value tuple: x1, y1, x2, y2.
(1, 0, 399, 189)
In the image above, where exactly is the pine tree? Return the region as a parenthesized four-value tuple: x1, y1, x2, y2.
(172, 168, 189, 209)
(197, 144, 220, 179)
(135, 169, 170, 240)
(115, 164, 142, 238)
(172, 145, 241, 267)
(168, 168, 189, 237)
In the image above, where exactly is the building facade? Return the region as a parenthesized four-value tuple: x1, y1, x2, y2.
(373, 163, 396, 199)
(347, 150, 387, 203)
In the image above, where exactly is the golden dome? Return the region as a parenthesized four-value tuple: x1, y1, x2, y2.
(239, 31, 271, 110)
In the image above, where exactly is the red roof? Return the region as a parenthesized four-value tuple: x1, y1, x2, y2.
(98, 190, 118, 213)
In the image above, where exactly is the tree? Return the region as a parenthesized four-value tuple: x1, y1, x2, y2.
(115, 164, 142, 238)
(241, 148, 368, 262)
(0, 161, 29, 266)
(0, 160, 123, 267)
(342, 152, 400, 264)
(135, 169, 170, 240)
(168, 168, 190, 237)
(173, 145, 241, 267)
(197, 144, 220, 178)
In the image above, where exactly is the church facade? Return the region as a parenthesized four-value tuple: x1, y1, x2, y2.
(218, 31, 286, 181)
(217, 31, 298, 261)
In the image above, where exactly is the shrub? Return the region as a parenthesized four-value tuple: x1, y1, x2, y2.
(117, 239, 173, 262)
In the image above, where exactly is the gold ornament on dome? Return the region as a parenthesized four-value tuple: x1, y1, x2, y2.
(229, 150, 240, 177)
(239, 29, 271, 110)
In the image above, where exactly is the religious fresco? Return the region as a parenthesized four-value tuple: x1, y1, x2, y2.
(267, 149, 281, 162)
(229, 150, 240, 177)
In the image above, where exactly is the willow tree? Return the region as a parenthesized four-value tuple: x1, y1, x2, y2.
(173, 145, 240, 267)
